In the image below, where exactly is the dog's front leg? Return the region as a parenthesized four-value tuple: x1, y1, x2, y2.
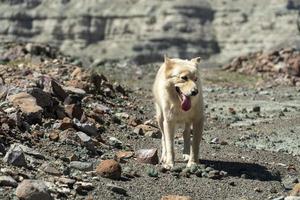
(187, 119, 203, 167)
(163, 120, 175, 169)
(183, 123, 191, 161)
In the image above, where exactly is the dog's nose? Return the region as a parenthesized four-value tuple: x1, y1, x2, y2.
(191, 89, 198, 96)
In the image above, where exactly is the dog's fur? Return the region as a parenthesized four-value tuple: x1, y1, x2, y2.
(153, 56, 204, 169)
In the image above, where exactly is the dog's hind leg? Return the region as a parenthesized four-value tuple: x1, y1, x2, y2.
(183, 123, 191, 161)
(187, 119, 203, 167)
(156, 104, 166, 163)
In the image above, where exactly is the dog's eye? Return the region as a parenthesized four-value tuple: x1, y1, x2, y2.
(194, 77, 198, 81)
(181, 76, 188, 81)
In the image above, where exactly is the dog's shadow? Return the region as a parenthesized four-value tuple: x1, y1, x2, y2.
(200, 159, 281, 181)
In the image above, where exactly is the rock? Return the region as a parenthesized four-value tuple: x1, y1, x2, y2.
(40, 163, 61, 176)
(74, 181, 94, 195)
(64, 104, 83, 120)
(50, 80, 68, 101)
(106, 184, 127, 195)
(59, 117, 73, 130)
(28, 88, 53, 108)
(76, 132, 96, 152)
(73, 119, 98, 136)
(108, 137, 123, 149)
(96, 159, 121, 180)
(0, 175, 18, 187)
(253, 105, 261, 112)
(208, 170, 221, 179)
(285, 197, 300, 200)
(116, 151, 134, 162)
(70, 161, 93, 171)
(8, 92, 43, 123)
(10, 143, 45, 159)
(146, 167, 158, 177)
(16, 179, 53, 200)
(49, 131, 59, 141)
(93, 104, 110, 114)
(135, 124, 161, 138)
(64, 86, 86, 96)
(58, 177, 76, 188)
(3, 144, 27, 167)
(136, 148, 159, 165)
(291, 183, 300, 196)
(161, 195, 192, 200)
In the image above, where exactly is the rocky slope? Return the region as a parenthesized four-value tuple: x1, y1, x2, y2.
(0, 0, 299, 64)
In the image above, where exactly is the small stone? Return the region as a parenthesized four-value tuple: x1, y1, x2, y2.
(28, 88, 53, 108)
(73, 119, 98, 136)
(133, 127, 143, 135)
(170, 166, 184, 173)
(254, 187, 262, 192)
(3, 144, 27, 167)
(96, 159, 121, 180)
(291, 183, 300, 196)
(116, 151, 134, 162)
(106, 184, 127, 195)
(50, 80, 68, 101)
(136, 148, 159, 165)
(0, 176, 18, 187)
(190, 165, 198, 174)
(8, 92, 43, 123)
(146, 167, 158, 177)
(64, 86, 86, 96)
(40, 163, 61, 176)
(208, 170, 221, 179)
(109, 137, 123, 149)
(253, 105, 261, 112)
(74, 181, 94, 195)
(16, 179, 53, 200)
(70, 161, 93, 171)
(65, 104, 83, 120)
(59, 117, 73, 130)
(49, 131, 59, 141)
(161, 195, 192, 200)
(58, 177, 76, 188)
(135, 124, 160, 138)
(76, 132, 95, 152)
(229, 181, 236, 186)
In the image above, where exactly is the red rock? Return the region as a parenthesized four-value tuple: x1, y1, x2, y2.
(161, 195, 192, 200)
(116, 151, 134, 162)
(16, 179, 53, 200)
(96, 160, 121, 180)
(136, 148, 159, 165)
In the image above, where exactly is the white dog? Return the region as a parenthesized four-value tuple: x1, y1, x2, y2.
(153, 55, 204, 169)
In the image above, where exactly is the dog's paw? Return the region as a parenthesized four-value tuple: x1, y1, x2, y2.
(183, 154, 190, 162)
(163, 163, 174, 170)
(160, 156, 166, 164)
(186, 161, 198, 168)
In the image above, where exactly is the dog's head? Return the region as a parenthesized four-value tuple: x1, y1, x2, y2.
(163, 55, 201, 111)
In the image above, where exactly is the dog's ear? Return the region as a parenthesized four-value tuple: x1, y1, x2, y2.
(164, 55, 173, 68)
(191, 57, 202, 65)
(164, 55, 172, 64)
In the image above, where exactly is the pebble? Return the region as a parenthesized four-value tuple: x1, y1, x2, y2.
(96, 159, 121, 180)
(147, 167, 158, 177)
(0, 175, 18, 187)
(3, 144, 27, 167)
(106, 184, 127, 195)
(73, 119, 98, 136)
(70, 161, 93, 171)
(136, 148, 159, 165)
(16, 179, 53, 200)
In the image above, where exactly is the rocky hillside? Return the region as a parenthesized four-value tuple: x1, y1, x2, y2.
(0, 0, 299, 65)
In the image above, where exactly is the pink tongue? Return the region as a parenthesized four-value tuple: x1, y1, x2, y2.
(181, 94, 191, 111)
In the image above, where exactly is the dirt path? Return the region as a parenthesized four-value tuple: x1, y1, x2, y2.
(94, 64, 300, 200)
